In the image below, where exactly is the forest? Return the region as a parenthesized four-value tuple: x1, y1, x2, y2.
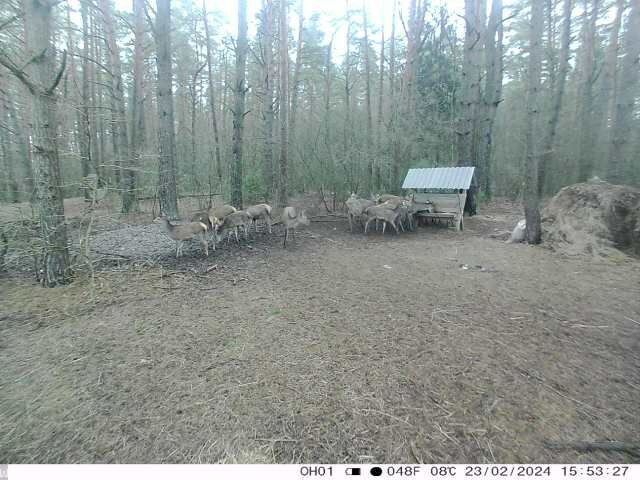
(0, 0, 639, 284)
(2, 0, 640, 465)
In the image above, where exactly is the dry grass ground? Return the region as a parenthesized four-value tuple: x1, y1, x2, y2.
(1, 199, 639, 463)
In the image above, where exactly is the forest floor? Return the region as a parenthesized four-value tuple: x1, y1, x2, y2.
(1, 197, 639, 463)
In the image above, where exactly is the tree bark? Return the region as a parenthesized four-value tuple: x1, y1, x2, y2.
(189, 61, 205, 188)
(546, 0, 558, 93)
(524, 0, 544, 244)
(598, 0, 625, 160)
(457, 0, 486, 172)
(608, 0, 640, 183)
(155, 0, 179, 218)
(259, 0, 276, 200)
(222, 52, 228, 134)
(539, 0, 572, 195)
(0, 77, 19, 202)
(80, 0, 93, 200)
(91, 14, 105, 185)
(0, 0, 72, 285)
(389, 0, 400, 192)
(343, 0, 352, 190)
(2, 75, 33, 200)
(289, 0, 304, 151)
(323, 39, 334, 190)
(362, 1, 373, 192)
(130, 0, 145, 213)
(376, 17, 384, 192)
(576, 0, 600, 182)
(277, 0, 289, 206)
(101, 0, 136, 212)
(202, 0, 223, 186)
(231, 0, 248, 209)
(478, 0, 503, 198)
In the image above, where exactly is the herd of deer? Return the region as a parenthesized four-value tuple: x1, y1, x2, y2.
(154, 192, 425, 258)
(346, 193, 423, 234)
(154, 203, 310, 258)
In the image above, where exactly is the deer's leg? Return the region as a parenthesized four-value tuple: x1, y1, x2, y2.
(201, 234, 209, 257)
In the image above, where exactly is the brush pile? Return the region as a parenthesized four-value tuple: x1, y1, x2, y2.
(542, 178, 640, 257)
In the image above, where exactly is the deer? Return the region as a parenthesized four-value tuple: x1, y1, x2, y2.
(345, 193, 375, 232)
(246, 203, 273, 233)
(363, 204, 401, 235)
(210, 204, 237, 220)
(216, 210, 252, 244)
(281, 206, 310, 247)
(154, 215, 209, 257)
(376, 193, 405, 205)
(190, 211, 223, 251)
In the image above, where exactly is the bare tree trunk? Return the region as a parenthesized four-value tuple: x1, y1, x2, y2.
(600, 0, 625, 146)
(389, 0, 399, 192)
(576, 0, 600, 182)
(155, 0, 179, 218)
(129, 0, 145, 214)
(289, 0, 304, 150)
(259, 0, 276, 200)
(457, 0, 486, 172)
(344, 0, 352, 190)
(222, 52, 228, 134)
(376, 17, 384, 192)
(546, 0, 558, 92)
(524, 0, 544, 244)
(323, 39, 334, 189)
(80, 0, 93, 200)
(190, 61, 205, 188)
(277, 0, 290, 206)
(478, 0, 503, 198)
(0, 0, 71, 285)
(4, 85, 33, 198)
(93, 15, 106, 184)
(101, 0, 136, 212)
(202, 0, 223, 186)
(231, 0, 248, 209)
(608, 0, 640, 183)
(402, 0, 427, 118)
(539, 0, 572, 195)
(362, 1, 373, 192)
(0, 77, 19, 202)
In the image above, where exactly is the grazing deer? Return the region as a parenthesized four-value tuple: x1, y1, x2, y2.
(209, 204, 237, 221)
(190, 211, 223, 251)
(246, 203, 273, 233)
(376, 194, 405, 205)
(216, 211, 252, 244)
(191, 211, 217, 230)
(154, 215, 209, 257)
(345, 193, 375, 232)
(363, 204, 401, 235)
(281, 206, 310, 247)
